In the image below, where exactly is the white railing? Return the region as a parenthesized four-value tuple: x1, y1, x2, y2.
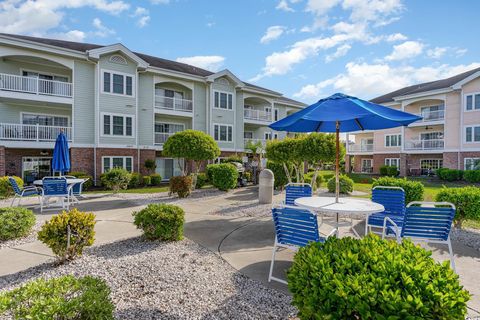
(244, 138, 268, 147)
(0, 73, 72, 97)
(244, 109, 272, 122)
(416, 109, 445, 122)
(0, 123, 72, 141)
(348, 144, 374, 152)
(154, 132, 174, 145)
(405, 139, 444, 150)
(155, 95, 193, 112)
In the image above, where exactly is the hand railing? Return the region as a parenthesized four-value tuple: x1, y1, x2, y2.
(0, 73, 72, 97)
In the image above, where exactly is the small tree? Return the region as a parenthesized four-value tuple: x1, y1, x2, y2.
(163, 130, 220, 188)
(266, 136, 305, 183)
(301, 133, 338, 190)
(144, 159, 156, 175)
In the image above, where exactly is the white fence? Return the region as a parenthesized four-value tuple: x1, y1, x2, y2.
(244, 109, 272, 122)
(155, 95, 193, 112)
(405, 139, 444, 150)
(0, 123, 72, 141)
(0, 73, 72, 97)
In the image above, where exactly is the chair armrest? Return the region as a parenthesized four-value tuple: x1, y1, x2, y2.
(326, 228, 338, 238)
(382, 216, 399, 241)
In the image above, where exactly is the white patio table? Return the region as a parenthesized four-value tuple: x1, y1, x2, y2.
(294, 196, 384, 238)
(33, 178, 85, 186)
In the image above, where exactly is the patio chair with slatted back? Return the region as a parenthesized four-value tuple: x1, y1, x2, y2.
(8, 177, 41, 207)
(366, 186, 405, 236)
(383, 201, 457, 271)
(40, 177, 71, 212)
(269, 206, 335, 284)
(285, 183, 313, 206)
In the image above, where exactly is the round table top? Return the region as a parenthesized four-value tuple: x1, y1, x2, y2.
(294, 196, 384, 214)
(33, 178, 85, 185)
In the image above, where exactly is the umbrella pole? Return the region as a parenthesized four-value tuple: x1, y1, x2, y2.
(335, 121, 340, 203)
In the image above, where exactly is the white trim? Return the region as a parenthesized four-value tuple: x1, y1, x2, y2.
(206, 69, 244, 88)
(393, 88, 452, 102)
(88, 44, 149, 69)
(100, 69, 135, 97)
(213, 123, 234, 142)
(464, 124, 480, 143)
(100, 112, 135, 138)
(419, 158, 443, 170)
(452, 71, 480, 89)
(384, 134, 402, 147)
(384, 158, 400, 169)
(101, 156, 134, 173)
(213, 90, 234, 110)
(463, 92, 480, 112)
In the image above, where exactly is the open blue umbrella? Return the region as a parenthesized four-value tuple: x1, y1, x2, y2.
(270, 93, 421, 202)
(52, 131, 70, 175)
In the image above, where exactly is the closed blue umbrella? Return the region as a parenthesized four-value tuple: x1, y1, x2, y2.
(52, 131, 70, 175)
(269, 93, 421, 202)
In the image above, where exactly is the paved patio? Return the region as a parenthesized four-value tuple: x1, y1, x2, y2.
(0, 187, 479, 317)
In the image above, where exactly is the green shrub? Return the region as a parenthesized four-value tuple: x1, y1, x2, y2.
(67, 172, 93, 190)
(288, 235, 470, 320)
(100, 168, 131, 192)
(327, 175, 354, 194)
(221, 155, 242, 164)
(372, 177, 424, 204)
(244, 171, 252, 182)
(37, 208, 96, 262)
(267, 161, 292, 189)
(133, 203, 185, 241)
(0, 207, 35, 241)
(169, 175, 193, 198)
(347, 172, 373, 184)
(0, 275, 114, 319)
(210, 163, 238, 191)
(379, 165, 399, 177)
(322, 173, 334, 181)
(436, 186, 480, 227)
(143, 175, 152, 186)
(150, 173, 162, 186)
(463, 170, 480, 183)
(0, 176, 23, 199)
(437, 168, 463, 181)
(144, 159, 156, 174)
(303, 171, 323, 189)
(195, 172, 209, 189)
(128, 172, 143, 189)
(206, 164, 216, 182)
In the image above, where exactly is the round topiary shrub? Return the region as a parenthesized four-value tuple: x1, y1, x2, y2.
(169, 175, 193, 198)
(372, 176, 424, 204)
(211, 163, 238, 191)
(288, 235, 470, 319)
(133, 203, 185, 241)
(327, 174, 354, 194)
(195, 172, 209, 189)
(0, 176, 23, 199)
(0, 275, 114, 319)
(37, 208, 96, 262)
(143, 175, 152, 186)
(128, 172, 143, 189)
(0, 207, 35, 241)
(150, 173, 162, 186)
(100, 168, 131, 192)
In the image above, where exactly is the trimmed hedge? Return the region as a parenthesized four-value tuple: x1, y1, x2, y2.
(267, 161, 290, 189)
(464, 170, 480, 183)
(133, 203, 185, 241)
(435, 186, 480, 226)
(143, 175, 152, 186)
(195, 172, 209, 189)
(327, 175, 354, 194)
(372, 177, 424, 204)
(100, 168, 131, 192)
(128, 172, 143, 189)
(209, 163, 238, 191)
(169, 176, 193, 198)
(0, 275, 114, 319)
(150, 173, 162, 186)
(304, 171, 323, 189)
(288, 235, 470, 319)
(379, 165, 399, 177)
(436, 168, 463, 182)
(0, 176, 23, 199)
(0, 207, 35, 241)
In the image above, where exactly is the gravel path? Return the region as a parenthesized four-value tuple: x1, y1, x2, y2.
(451, 227, 480, 252)
(113, 188, 228, 206)
(0, 237, 297, 320)
(0, 221, 43, 250)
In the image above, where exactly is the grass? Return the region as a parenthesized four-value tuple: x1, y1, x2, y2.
(86, 186, 169, 194)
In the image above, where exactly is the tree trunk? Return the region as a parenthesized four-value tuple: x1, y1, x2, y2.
(283, 163, 292, 184)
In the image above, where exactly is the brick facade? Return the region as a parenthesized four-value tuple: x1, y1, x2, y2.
(352, 155, 373, 173)
(372, 153, 401, 174)
(139, 149, 156, 175)
(443, 152, 459, 170)
(458, 151, 480, 170)
(70, 147, 95, 177)
(0, 146, 5, 177)
(4, 148, 53, 177)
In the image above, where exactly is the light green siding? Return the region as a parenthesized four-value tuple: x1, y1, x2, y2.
(154, 115, 192, 129)
(138, 73, 154, 145)
(193, 82, 206, 132)
(0, 58, 71, 78)
(235, 91, 244, 150)
(73, 61, 95, 144)
(0, 102, 71, 124)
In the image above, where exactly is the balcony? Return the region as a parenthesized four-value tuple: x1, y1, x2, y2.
(0, 123, 72, 142)
(244, 138, 268, 147)
(348, 144, 374, 153)
(244, 109, 272, 122)
(0, 73, 72, 98)
(414, 110, 445, 122)
(154, 132, 174, 145)
(405, 139, 444, 151)
(155, 95, 193, 113)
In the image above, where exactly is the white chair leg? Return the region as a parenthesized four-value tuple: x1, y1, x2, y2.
(10, 195, 17, 207)
(17, 196, 22, 206)
(365, 214, 369, 236)
(268, 240, 277, 282)
(447, 238, 456, 272)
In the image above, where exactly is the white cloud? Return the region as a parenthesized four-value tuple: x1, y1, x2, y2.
(342, 0, 404, 25)
(386, 33, 407, 42)
(92, 18, 115, 37)
(132, 7, 150, 28)
(276, 0, 294, 12)
(385, 40, 424, 61)
(150, 0, 170, 4)
(306, 0, 341, 15)
(325, 44, 351, 62)
(455, 48, 468, 57)
(260, 26, 287, 44)
(176, 55, 226, 72)
(427, 47, 448, 59)
(50, 30, 86, 42)
(294, 61, 480, 101)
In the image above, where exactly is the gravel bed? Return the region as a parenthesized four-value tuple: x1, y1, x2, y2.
(113, 188, 227, 206)
(0, 221, 43, 250)
(0, 237, 297, 320)
(451, 227, 480, 252)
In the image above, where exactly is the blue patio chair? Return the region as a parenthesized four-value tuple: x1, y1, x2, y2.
(40, 177, 71, 212)
(285, 183, 312, 206)
(366, 186, 405, 236)
(69, 178, 89, 203)
(269, 206, 335, 284)
(8, 177, 41, 207)
(383, 202, 456, 271)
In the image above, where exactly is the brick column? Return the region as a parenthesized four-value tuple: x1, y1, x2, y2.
(0, 146, 5, 176)
(345, 155, 351, 173)
(399, 153, 407, 177)
(139, 149, 156, 175)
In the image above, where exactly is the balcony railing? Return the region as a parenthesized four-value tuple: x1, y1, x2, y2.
(415, 109, 445, 122)
(155, 95, 193, 113)
(348, 144, 374, 152)
(244, 109, 272, 122)
(154, 132, 175, 145)
(244, 138, 268, 147)
(0, 73, 72, 98)
(0, 123, 72, 141)
(405, 139, 444, 150)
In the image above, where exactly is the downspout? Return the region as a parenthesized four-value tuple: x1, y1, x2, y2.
(87, 55, 99, 186)
(136, 68, 148, 174)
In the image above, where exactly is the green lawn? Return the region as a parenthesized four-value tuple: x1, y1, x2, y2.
(86, 186, 170, 194)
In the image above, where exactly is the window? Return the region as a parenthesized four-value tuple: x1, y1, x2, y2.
(22, 157, 52, 184)
(421, 131, 443, 141)
(102, 157, 133, 173)
(385, 158, 400, 169)
(264, 132, 272, 140)
(214, 124, 233, 142)
(244, 131, 253, 139)
(465, 93, 480, 111)
(102, 113, 134, 137)
(102, 70, 133, 96)
(22, 113, 69, 127)
(22, 71, 68, 82)
(385, 134, 402, 147)
(465, 158, 480, 170)
(420, 159, 443, 174)
(465, 125, 480, 142)
(273, 133, 279, 140)
(274, 109, 279, 121)
(420, 104, 444, 121)
(214, 91, 233, 110)
(361, 159, 373, 173)
(156, 158, 184, 180)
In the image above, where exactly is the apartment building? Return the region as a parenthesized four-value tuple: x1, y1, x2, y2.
(0, 33, 305, 184)
(346, 67, 480, 176)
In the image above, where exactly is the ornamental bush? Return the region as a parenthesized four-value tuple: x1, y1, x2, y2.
(437, 168, 463, 181)
(0, 275, 114, 320)
(463, 170, 480, 183)
(128, 172, 143, 189)
(288, 235, 470, 319)
(267, 161, 289, 189)
(195, 172, 209, 189)
(327, 175, 354, 194)
(37, 208, 96, 262)
(150, 173, 162, 186)
(143, 175, 152, 186)
(67, 172, 93, 190)
(372, 177, 424, 204)
(209, 163, 238, 191)
(169, 175, 193, 198)
(0, 176, 23, 199)
(100, 168, 131, 192)
(0, 207, 35, 241)
(133, 203, 185, 241)
(435, 186, 480, 227)
(303, 171, 323, 189)
(379, 165, 399, 177)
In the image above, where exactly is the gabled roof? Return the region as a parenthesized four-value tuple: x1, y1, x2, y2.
(371, 67, 480, 104)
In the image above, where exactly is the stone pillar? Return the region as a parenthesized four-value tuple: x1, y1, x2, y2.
(0, 146, 5, 176)
(345, 155, 352, 173)
(259, 169, 274, 204)
(399, 153, 407, 177)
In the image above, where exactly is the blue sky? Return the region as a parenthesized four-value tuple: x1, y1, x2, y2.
(1, 0, 479, 103)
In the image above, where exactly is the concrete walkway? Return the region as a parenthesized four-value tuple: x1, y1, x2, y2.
(1, 188, 479, 316)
